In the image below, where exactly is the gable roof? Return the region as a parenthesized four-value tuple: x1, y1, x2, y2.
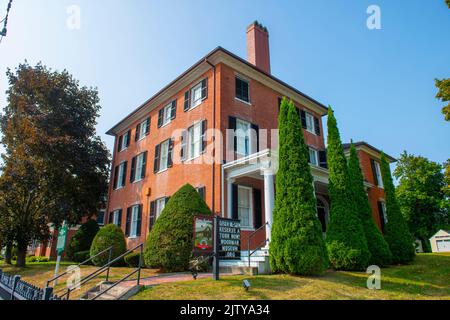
(106, 46, 328, 136)
(343, 141, 397, 163)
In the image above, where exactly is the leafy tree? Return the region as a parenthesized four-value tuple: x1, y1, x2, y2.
(325, 107, 370, 271)
(380, 153, 416, 264)
(394, 152, 449, 252)
(144, 184, 212, 272)
(0, 62, 110, 267)
(446, 0, 450, 9)
(90, 224, 127, 266)
(67, 219, 100, 261)
(270, 98, 328, 275)
(435, 78, 450, 121)
(348, 144, 392, 266)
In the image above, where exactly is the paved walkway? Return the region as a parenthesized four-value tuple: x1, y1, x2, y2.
(122, 272, 234, 288)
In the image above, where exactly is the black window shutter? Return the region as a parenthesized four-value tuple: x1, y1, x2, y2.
(253, 189, 263, 229)
(121, 162, 127, 187)
(232, 184, 239, 220)
(377, 201, 385, 232)
(180, 130, 187, 161)
(154, 144, 161, 173)
(171, 100, 177, 120)
(117, 209, 122, 228)
(130, 156, 137, 183)
(167, 139, 174, 168)
(201, 120, 207, 153)
(136, 205, 142, 237)
(314, 117, 321, 136)
(184, 90, 191, 112)
(300, 110, 307, 129)
(126, 130, 131, 147)
(198, 187, 206, 201)
(118, 135, 123, 152)
(319, 151, 328, 169)
(158, 109, 164, 128)
(113, 166, 119, 190)
(251, 123, 260, 152)
(145, 117, 150, 135)
(201, 78, 208, 100)
(229, 116, 237, 153)
(125, 207, 131, 237)
(165, 197, 171, 205)
(371, 159, 379, 186)
(109, 212, 113, 224)
(135, 123, 141, 141)
(149, 201, 156, 231)
(141, 151, 148, 179)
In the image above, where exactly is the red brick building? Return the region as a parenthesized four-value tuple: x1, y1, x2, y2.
(105, 22, 395, 258)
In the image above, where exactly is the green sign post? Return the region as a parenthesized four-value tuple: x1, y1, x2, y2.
(53, 221, 68, 286)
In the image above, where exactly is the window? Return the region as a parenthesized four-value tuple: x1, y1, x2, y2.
(111, 209, 121, 226)
(136, 118, 150, 141)
(236, 119, 251, 156)
(189, 122, 202, 159)
(301, 111, 321, 136)
(191, 82, 203, 109)
(235, 76, 250, 103)
(306, 113, 315, 134)
(131, 152, 147, 183)
(156, 198, 166, 219)
(374, 161, 384, 188)
(130, 205, 140, 238)
(118, 131, 130, 152)
(381, 201, 388, 224)
(154, 139, 173, 173)
(184, 79, 207, 111)
(238, 186, 253, 229)
(97, 209, 105, 226)
(158, 101, 176, 128)
(160, 140, 170, 172)
(197, 187, 206, 201)
(114, 161, 127, 189)
(309, 148, 319, 166)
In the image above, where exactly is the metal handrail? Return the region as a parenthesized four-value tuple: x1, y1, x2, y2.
(246, 222, 269, 268)
(57, 243, 143, 300)
(91, 269, 139, 300)
(46, 246, 113, 288)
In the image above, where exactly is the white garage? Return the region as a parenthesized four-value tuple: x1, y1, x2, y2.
(429, 230, 450, 253)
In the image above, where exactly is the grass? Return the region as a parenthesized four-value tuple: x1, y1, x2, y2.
(131, 253, 450, 300)
(0, 260, 159, 300)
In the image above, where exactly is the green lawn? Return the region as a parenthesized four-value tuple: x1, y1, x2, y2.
(132, 253, 450, 300)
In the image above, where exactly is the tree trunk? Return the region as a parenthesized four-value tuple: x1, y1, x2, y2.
(16, 243, 27, 268)
(4, 243, 12, 265)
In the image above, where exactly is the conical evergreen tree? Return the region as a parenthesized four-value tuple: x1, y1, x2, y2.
(380, 153, 416, 264)
(348, 144, 392, 266)
(325, 107, 371, 271)
(270, 98, 328, 275)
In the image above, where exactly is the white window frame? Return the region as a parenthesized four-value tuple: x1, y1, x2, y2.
(380, 201, 388, 224)
(309, 147, 319, 166)
(156, 198, 166, 219)
(134, 153, 145, 183)
(188, 121, 202, 160)
(159, 140, 170, 172)
(238, 186, 253, 230)
(235, 76, 251, 104)
(162, 103, 173, 127)
(112, 209, 120, 226)
(120, 132, 129, 152)
(236, 119, 251, 156)
(191, 82, 203, 109)
(375, 161, 384, 188)
(129, 205, 139, 238)
(138, 118, 149, 141)
(117, 162, 126, 189)
(305, 112, 316, 134)
(97, 209, 106, 226)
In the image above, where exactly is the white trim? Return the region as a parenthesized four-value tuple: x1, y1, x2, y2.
(237, 185, 253, 229)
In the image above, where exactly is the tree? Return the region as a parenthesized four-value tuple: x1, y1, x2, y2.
(0, 62, 110, 267)
(446, 0, 450, 9)
(144, 184, 212, 272)
(270, 98, 328, 275)
(435, 78, 450, 121)
(67, 219, 100, 261)
(90, 224, 127, 266)
(394, 152, 449, 252)
(348, 144, 392, 266)
(325, 107, 370, 271)
(380, 153, 416, 264)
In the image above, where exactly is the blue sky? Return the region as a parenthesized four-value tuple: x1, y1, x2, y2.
(0, 0, 449, 166)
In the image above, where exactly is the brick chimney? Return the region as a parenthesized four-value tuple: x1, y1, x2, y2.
(247, 21, 271, 74)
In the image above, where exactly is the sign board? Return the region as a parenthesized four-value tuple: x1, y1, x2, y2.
(193, 216, 214, 255)
(217, 218, 241, 260)
(56, 222, 68, 255)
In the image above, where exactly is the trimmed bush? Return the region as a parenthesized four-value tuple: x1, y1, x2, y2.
(90, 224, 127, 267)
(270, 98, 328, 275)
(73, 250, 91, 263)
(348, 144, 392, 266)
(124, 252, 142, 268)
(144, 184, 212, 272)
(380, 153, 416, 264)
(67, 219, 100, 261)
(325, 107, 371, 271)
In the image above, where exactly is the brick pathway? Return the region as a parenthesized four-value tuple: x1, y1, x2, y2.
(122, 272, 234, 288)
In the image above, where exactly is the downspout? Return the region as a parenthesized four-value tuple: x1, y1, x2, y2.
(205, 59, 216, 214)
